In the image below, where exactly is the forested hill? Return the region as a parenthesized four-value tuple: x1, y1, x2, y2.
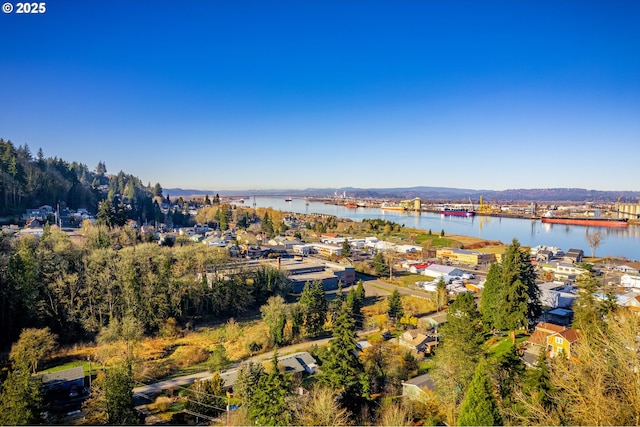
(0, 138, 162, 222)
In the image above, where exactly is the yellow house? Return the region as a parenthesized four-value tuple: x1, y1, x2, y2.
(546, 327, 580, 359)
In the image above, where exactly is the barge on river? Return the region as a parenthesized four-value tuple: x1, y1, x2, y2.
(541, 216, 629, 228)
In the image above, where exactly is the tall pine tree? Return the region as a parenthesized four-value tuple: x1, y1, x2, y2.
(249, 354, 293, 426)
(321, 302, 365, 417)
(431, 292, 485, 425)
(458, 361, 503, 426)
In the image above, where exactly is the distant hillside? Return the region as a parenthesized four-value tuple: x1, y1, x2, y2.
(0, 138, 162, 222)
(165, 186, 640, 203)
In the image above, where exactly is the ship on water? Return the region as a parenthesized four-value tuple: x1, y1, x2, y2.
(285, 197, 292, 202)
(441, 207, 475, 217)
(541, 211, 628, 228)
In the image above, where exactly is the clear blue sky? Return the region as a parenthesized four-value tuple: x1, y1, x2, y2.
(2, 1, 639, 192)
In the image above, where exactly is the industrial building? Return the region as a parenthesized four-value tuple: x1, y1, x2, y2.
(436, 248, 495, 265)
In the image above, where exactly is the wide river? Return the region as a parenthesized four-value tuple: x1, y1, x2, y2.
(240, 197, 640, 261)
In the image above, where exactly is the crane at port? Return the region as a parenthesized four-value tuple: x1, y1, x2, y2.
(478, 196, 497, 214)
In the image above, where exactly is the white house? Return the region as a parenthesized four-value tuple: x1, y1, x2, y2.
(621, 273, 640, 289)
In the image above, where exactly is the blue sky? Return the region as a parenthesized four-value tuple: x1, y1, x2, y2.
(2, 1, 639, 191)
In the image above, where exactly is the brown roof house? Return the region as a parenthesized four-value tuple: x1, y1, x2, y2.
(399, 330, 438, 354)
(527, 321, 579, 360)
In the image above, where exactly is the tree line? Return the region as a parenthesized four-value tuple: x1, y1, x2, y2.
(0, 223, 290, 350)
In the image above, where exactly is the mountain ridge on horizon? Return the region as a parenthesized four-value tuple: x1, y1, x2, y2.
(164, 186, 640, 203)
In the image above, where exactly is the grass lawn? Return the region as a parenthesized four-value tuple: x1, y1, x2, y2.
(485, 334, 529, 359)
(392, 273, 431, 288)
(40, 360, 92, 375)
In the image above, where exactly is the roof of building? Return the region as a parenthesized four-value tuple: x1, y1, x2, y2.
(424, 265, 459, 275)
(554, 328, 580, 343)
(41, 366, 85, 385)
(402, 373, 435, 391)
(535, 321, 566, 333)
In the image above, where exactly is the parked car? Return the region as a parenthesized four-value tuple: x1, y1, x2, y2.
(462, 273, 475, 280)
(381, 331, 392, 340)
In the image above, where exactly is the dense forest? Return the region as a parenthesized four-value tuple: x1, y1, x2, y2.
(0, 225, 289, 350)
(0, 138, 161, 223)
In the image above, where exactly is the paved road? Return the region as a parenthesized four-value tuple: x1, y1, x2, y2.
(133, 335, 338, 396)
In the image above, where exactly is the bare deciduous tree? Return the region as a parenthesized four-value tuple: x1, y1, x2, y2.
(293, 385, 352, 426)
(586, 230, 604, 258)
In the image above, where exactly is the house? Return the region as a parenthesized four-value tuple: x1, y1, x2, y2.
(540, 262, 588, 281)
(402, 373, 435, 402)
(527, 322, 566, 347)
(564, 248, 584, 264)
(538, 281, 578, 309)
(546, 307, 574, 326)
(399, 330, 437, 354)
(25, 218, 42, 228)
(276, 352, 317, 374)
(614, 290, 640, 313)
(536, 249, 554, 263)
(220, 352, 317, 390)
(292, 244, 311, 256)
(41, 366, 85, 394)
(547, 328, 580, 358)
(527, 322, 579, 359)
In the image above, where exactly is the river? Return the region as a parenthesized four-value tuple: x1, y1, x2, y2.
(237, 197, 640, 261)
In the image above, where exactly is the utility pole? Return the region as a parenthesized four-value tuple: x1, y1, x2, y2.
(88, 356, 92, 390)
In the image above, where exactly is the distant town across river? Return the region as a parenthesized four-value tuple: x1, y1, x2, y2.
(234, 197, 640, 261)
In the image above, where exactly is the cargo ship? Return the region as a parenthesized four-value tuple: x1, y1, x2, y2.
(380, 203, 407, 212)
(441, 208, 475, 217)
(541, 216, 628, 228)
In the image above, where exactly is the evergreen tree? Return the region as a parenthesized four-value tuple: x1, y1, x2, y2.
(372, 250, 389, 276)
(260, 295, 288, 347)
(261, 211, 274, 237)
(249, 354, 293, 426)
(0, 365, 43, 425)
(431, 292, 485, 425)
(234, 361, 266, 408)
(458, 362, 503, 426)
(436, 276, 448, 312)
(346, 287, 364, 329)
(321, 302, 365, 415)
(341, 239, 352, 258)
(355, 279, 366, 301)
(299, 281, 327, 338)
(387, 289, 404, 322)
(483, 239, 540, 342)
(480, 262, 503, 329)
(523, 350, 553, 409)
(491, 344, 525, 406)
(86, 362, 138, 425)
(572, 272, 605, 331)
(97, 199, 116, 228)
